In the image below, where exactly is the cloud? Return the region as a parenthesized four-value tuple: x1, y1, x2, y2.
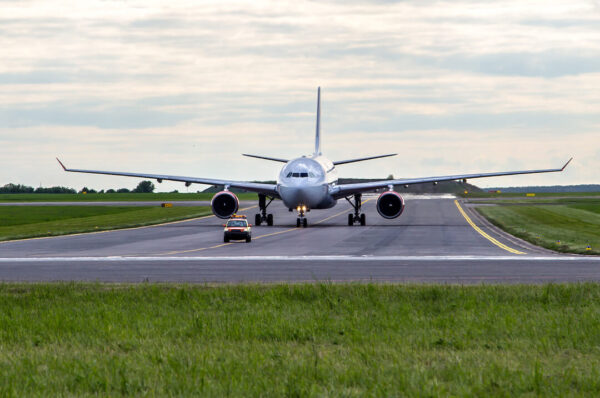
(1, 0, 599, 189)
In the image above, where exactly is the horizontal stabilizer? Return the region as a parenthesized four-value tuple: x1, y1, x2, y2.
(333, 153, 397, 166)
(242, 154, 289, 163)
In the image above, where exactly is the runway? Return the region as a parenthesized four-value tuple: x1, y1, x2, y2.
(1, 196, 599, 283)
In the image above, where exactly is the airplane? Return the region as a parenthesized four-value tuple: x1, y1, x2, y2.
(57, 87, 572, 228)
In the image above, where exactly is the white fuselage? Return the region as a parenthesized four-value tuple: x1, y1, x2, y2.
(276, 155, 338, 210)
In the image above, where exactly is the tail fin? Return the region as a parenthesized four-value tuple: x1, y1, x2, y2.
(314, 87, 322, 156)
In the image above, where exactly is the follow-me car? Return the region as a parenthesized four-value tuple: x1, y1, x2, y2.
(57, 88, 571, 228)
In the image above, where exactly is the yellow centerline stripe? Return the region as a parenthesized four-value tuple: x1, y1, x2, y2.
(454, 200, 525, 255)
(157, 199, 374, 256)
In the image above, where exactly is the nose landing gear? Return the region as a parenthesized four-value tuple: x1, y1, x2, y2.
(346, 194, 366, 226)
(296, 206, 308, 228)
(255, 194, 274, 226)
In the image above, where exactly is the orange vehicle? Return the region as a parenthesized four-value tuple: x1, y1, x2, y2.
(223, 215, 252, 243)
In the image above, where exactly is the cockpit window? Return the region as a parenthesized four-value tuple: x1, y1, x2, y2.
(286, 171, 313, 178)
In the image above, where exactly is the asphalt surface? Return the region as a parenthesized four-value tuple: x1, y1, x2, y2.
(1, 195, 599, 283)
(0, 201, 212, 206)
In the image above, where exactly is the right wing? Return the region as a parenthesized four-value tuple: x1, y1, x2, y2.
(56, 158, 279, 197)
(330, 158, 572, 198)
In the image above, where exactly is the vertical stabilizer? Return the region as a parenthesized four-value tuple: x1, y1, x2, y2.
(315, 87, 322, 156)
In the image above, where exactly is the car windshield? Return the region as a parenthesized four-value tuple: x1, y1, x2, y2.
(227, 220, 246, 227)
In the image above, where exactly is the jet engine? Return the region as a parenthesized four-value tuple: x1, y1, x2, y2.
(211, 191, 239, 219)
(376, 191, 405, 219)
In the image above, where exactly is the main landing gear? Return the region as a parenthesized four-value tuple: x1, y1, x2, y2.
(346, 194, 366, 226)
(254, 194, 274, 226)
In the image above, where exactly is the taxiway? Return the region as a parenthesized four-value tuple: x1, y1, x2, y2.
(1, 196, 598, 283)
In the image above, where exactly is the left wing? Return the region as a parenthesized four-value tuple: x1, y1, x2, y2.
(330, 158, 572, 198)
(56, 158, 279, 197)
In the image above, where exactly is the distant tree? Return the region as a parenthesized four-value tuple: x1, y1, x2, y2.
(133, 180, 155, 193)
(99, 189, 105, 194)
(170, 190, 179, 193)
(35, 186, 76, 194)
(117, 188, 130, 193)
(0, 183, 35, 193)
(106, 189, 116, 193)
(79, 187, 90, 194)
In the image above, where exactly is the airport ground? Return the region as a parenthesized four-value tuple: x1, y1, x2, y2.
(2, 194, 600, 395)
(2, 283, 600, 396)
(1, 194, 600, 283)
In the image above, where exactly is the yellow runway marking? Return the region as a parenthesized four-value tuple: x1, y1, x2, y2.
(158, 199, 373, 256)
(454, 200, 525, 255)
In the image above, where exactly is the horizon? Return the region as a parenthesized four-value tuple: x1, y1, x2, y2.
(1, 0, 598, 192)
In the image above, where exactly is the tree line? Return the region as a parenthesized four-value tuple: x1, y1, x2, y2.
(0, 180, 156, 194)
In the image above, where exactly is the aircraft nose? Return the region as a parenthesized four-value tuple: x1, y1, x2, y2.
(279, 184, 324, 209)
(279, 185, 303, 204)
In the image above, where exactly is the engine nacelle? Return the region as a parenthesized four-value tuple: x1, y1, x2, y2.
(211, 191, 239, 219)
(376, 191, 405, 219)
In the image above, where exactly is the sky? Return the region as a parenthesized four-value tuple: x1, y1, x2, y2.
(1, 0, 599, 192)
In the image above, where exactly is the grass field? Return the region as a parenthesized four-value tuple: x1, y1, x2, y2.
(0, 192, 258, 202)
(0, 206, 211, 241)
(1, 283, 599, 396)
(460, 191, 600, 198)
(468, 198, 600, 205)
(476, 202, 600, 254)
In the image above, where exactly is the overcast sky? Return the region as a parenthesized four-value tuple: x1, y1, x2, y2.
(1, 0, 599, 191)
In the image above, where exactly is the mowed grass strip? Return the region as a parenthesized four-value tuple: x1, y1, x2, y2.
(0, 192, 258, 202)
(460, 191, 600, 198)
(1, 283, 600, 396)
(0, 206, 211, 241)
(477, 202, 600, 254)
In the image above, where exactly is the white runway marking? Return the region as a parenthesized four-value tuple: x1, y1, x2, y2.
(1, 255, 599, 262)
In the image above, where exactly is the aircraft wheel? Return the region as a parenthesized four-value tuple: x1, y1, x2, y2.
(246, 236, 251, 243)
(360, 213, 366, 226)
(296, 218, 301, 227)
(348, 214, 353, 226)
(303, 218, 308, 228)
(224, 235, 229, 243)
(255, 214, 261, 226)
(267, 214, 273, 226)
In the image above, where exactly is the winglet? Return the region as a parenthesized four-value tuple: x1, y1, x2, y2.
(561, 157, 573, 171)
(56, 157, 67, 171)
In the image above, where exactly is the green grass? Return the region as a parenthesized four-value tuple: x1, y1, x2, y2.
(1, 283, 600, 396)
(477, 203, 600, 254)
(0, 206, 211, 241)
(468, 198, 600, 205)
(459, 191, 600, 198)
(0, 192, 258, 202)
